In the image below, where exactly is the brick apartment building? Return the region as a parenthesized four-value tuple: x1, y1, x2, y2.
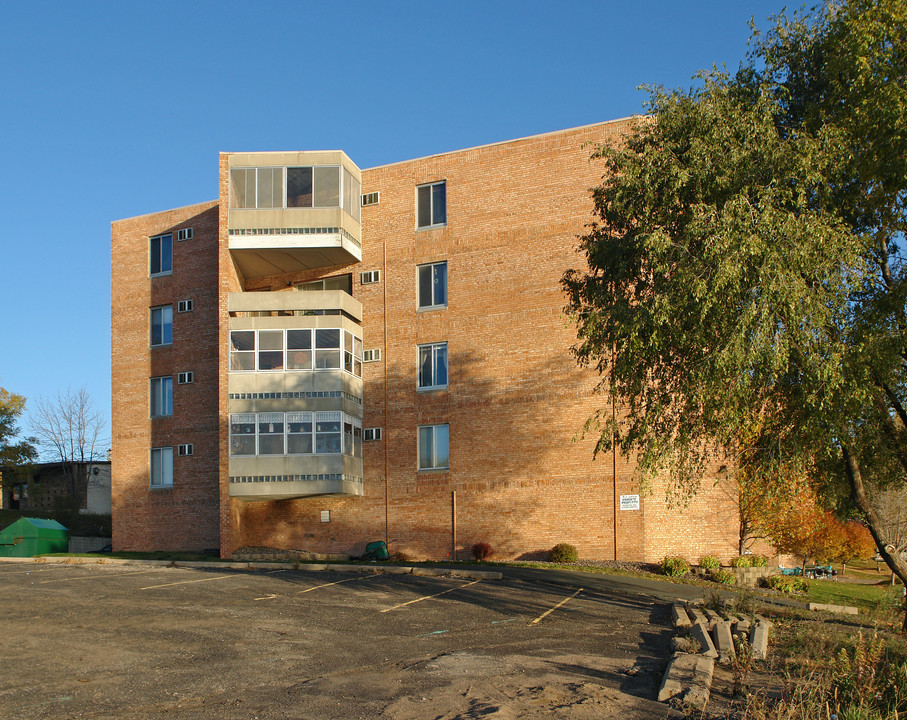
(111, 119, 740, 562)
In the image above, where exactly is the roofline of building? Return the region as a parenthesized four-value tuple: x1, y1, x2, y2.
(111, 199, 218, 226)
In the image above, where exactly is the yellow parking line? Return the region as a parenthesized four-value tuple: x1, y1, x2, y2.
(380, 580, 480, 613)
(40, 569, 164, 584)
(295, 575, 376, 594)
(530, 588, 582, 625)
(140, 575, 234, 590)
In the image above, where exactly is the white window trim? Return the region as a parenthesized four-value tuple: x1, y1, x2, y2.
(417, 342, 448, 391)
(150, 447, 173, 488)
(229, 411, 362, 458)
(150, 376, 173, 418)
(417, 261, 448, 311)
(229, 328, 362, 377)
(177, 299, 193, 313)
(177, 228, 193, 241)
(150, 305, 173, 347)
(150, 234, 173, 277)
(364, 427, 382, 442)
(416, 180, 446, 229)
(418, 424, 449, 471)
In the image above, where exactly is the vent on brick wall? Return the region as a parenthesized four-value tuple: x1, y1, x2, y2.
(177, 371, 194, 384)
(177, 228, 193, 241)
(363, 349, 381, 363)
(177, 299, 194, 313)
(178, 444, 193, 456)
(361, 192, 379, 207)
(360, 270, 380, 285)
(364, 428, 382, 442)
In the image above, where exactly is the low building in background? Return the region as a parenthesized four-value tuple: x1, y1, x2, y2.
(110, 120, 740, 562)
(0, 461, 111, 515)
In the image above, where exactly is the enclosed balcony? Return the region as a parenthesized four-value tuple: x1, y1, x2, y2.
(226, 151, 362, 280)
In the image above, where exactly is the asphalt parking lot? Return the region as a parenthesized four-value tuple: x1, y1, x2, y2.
(0, 561, 683, 719)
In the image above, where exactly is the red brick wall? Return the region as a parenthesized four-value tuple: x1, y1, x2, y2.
(111, 202, 221, 551)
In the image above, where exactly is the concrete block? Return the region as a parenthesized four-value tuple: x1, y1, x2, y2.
(712, 621, 736, 664)
(657, 652, 698, 701)
(688, 607, 708, 627)
(690, 621, 719, 659)
(684, 655, 715, 710)
(734, 616, 752, 636)
(704, 609, 721, 630)
(671, 636, 699, 653)
(808, 603, 859, 616)
(672, 602, 692, 629)
(751, 621, 771, 661)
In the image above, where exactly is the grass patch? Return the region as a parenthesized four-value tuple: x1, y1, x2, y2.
(805, 578, 897, 611)
(39, 550, 221, 562)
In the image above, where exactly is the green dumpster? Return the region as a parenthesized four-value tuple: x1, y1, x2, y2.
(0, 517, 69, 557)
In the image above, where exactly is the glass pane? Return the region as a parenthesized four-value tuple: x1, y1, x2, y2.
(230, 436, 255, 456)
(160, 235, 172, 273)
(353, 336, 362, 358)
(417, 185, 432, 228)
(164, 377, 172, 415)
(162, 448, 173, 486)
(287, 434, 313, 454)
(259, 330, 283, 351)
(344, 352, 353, 373)
(231, 351, 254, 371)
(316, 433, 341, 453)
(287, 349, 312, 370)
(435, 347, 448, 387)
(315, 350, 341, 369)
(272, 167, 283, 208)
(432, 182, 446, 225)
(287, 167, 313, 207)
(316, 329, 340, 348)
(418, 426, 433, 469)
(296, 280, 324, 291)
(151, 310, 162, 346)
(435, 425, 449, 468)
(433, 263, 447, 306)
(231, 331, 255, 351)
(419, 346, 432, 387)
(259, 435, 284, 455)
(324, 275, 352, 293)
(162, 307, 172, 345)
(354, 359, 362, 377)
(287, 329, 311, 349)
(418, 265, 433, 307)
(230, 169, 250, 208)
(314, 166, 340, 207)
(150, 237, 161, 275)
(258, 351, 284, 371)
(257, 168, 282, 208)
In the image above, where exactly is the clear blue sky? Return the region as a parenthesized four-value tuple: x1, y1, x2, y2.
(0, 1, 790, 450)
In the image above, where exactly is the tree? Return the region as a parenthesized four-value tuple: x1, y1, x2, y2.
(562, 0, 907, 627)
(0, 385, 38, 469)
(29, 387, 107, 511)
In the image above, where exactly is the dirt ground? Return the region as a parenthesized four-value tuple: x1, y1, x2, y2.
(0, 561, 690, 719)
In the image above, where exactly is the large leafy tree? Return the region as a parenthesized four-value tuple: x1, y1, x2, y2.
(0, 385, 38, 473)
(563, 0, 907, 623)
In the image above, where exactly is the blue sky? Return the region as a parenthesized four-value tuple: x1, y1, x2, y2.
(0, 1, 790, 450)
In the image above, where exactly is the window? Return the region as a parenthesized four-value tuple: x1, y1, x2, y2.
(177, 228, 193, 241)
(258, 330, 284, 371)
(364, 427, 382, 442)
(229, 411, 361, 457)
(418, 424, 449, 470)
(417, 181, 446, 228)
(361, 191, 379, 207)
(150, 447, 173, 488)
(177, 299, 193, 313)
(229, 328, 362, 376)
(150, 306, 173, 347)
(177, 444, 193, 456)
(150, 234, 172, 276)
(177, 371, 193, 385)
(363, 349, 381, 363)
(360, 270, 380, 285)
(230, 165, 360, 221)
(418, 261, 447, 309)
(296, 274, 352, 294)
(418, 343, 448, 390)
(150, 376, 173, 417)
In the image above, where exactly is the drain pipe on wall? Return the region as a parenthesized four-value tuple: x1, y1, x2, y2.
(383, 241, 389, 545)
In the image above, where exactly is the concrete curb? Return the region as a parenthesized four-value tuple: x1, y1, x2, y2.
(0, 556, 502, 581)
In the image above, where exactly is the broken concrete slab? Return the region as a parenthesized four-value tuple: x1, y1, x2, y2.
(687, 606, 708, 627)
(658, 651, 714, 704)
(672, 602, 692, 629)
(807, 602, 859, 616)
(684, 654, 716, 710)
(712, 620, 736, 664)
(690, 621, 719, 659)
(751, 620, 771, 661)
(703, 609, 722, 630)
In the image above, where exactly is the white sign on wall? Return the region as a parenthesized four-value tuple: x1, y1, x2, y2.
(619, 494, 640, 511)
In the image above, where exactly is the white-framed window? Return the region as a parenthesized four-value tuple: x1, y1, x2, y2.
(150, 234, 172, 276)
(150, 447, 173, 488)
(177, 371, 193, 385)
(150, 306, 173, 347)
(177, 299, 193, 313)
(360, 270, 380, 285)
(296, 274, 352, 294)
(364, 427, 382, 442)
(177, 444, 193, 456)
(150, 376, 173, 417)
(229, 165, 361, 222)
(361, 191, 379, 207)
(417, 181, 446, 229)
(177, 228, 193, 241)
(418, 424, 449, 471)
(229, 411, 361, 458)
(418, 261, 447, 309)
(363, 349, 381, 363)
(418, 343, 448, 391)
(230, 328, 362, 376)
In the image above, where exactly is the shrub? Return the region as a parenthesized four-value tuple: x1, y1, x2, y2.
(549, 543, 578, 563)
(750, 554, 768, 567)
(730, 555, 753, 568)
(471, 542, 493, 561)
(762, 574, 808, 594)
(660, 556, 691, 577)
(709, 568, 737, 585)
(699, 555, 721, 570)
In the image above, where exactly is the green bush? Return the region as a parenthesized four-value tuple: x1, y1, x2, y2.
(549, 543, 578, 563)
(751, 554, 768, 567)
(660, 556, 691, 577)
(730, 555, 753, 568)
(762, 574, 808, 594)
(699, 555, 721, 570)
(709, 568, 737, 585)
